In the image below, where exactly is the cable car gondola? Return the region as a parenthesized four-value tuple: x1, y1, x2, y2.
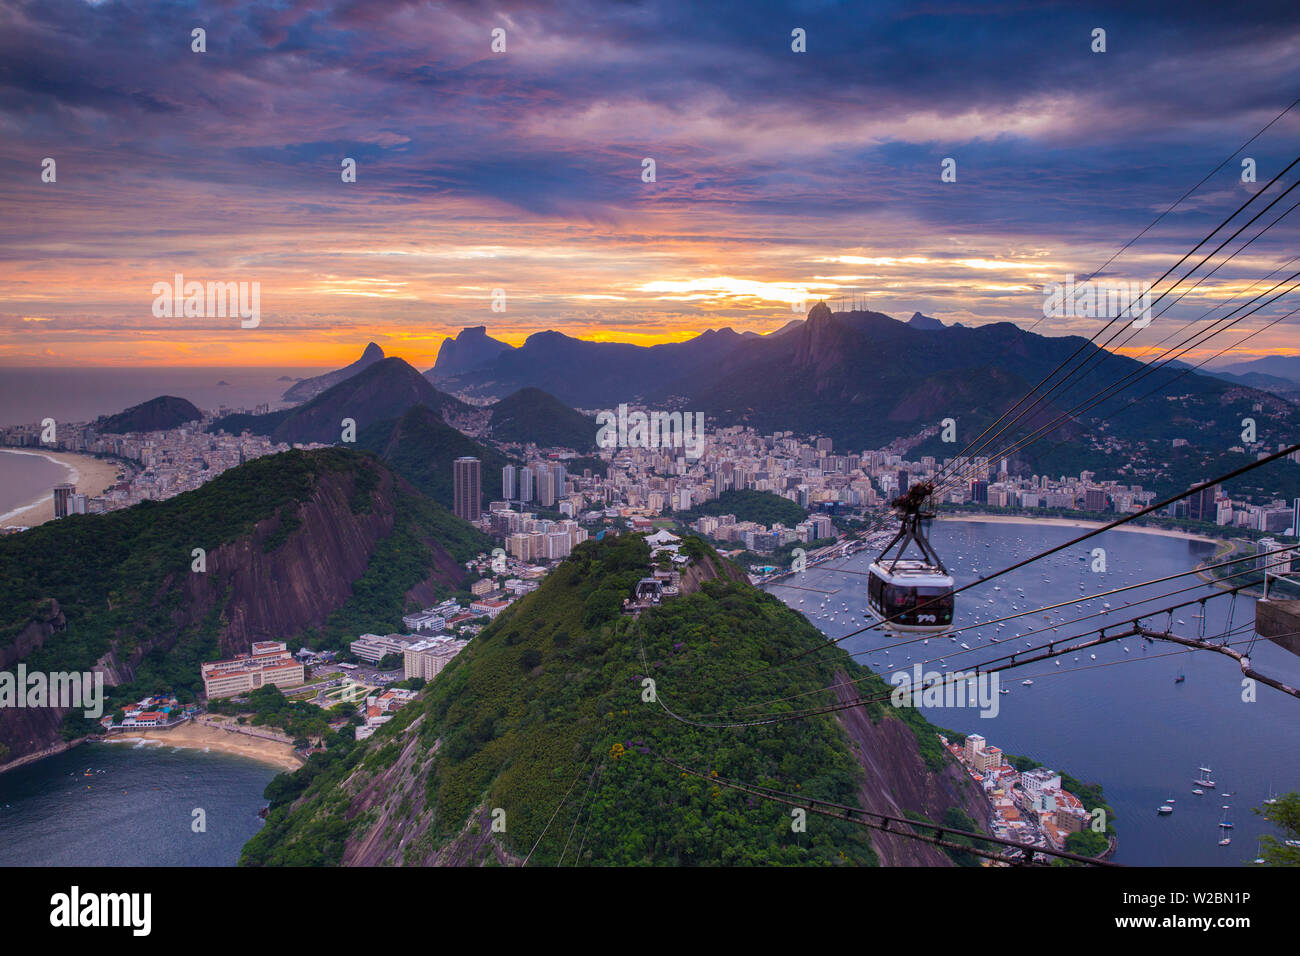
(867, 482, 955, 634)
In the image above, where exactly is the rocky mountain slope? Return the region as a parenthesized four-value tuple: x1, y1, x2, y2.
(242, 534, 989, 867)
(428, 326, 512, 381)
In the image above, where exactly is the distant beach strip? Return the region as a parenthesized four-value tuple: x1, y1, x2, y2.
(938, 513, 1219, 545)
(0, 449, 123, 529)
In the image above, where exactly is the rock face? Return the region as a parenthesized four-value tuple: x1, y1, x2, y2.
(429, 326, 513, 381)
(283, 342, 386, 402)
(830, 670, 992, 866)
(182, 466, 400, 653)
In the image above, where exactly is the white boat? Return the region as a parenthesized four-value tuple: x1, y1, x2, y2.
(1157, 805, 1173, 815)
(1021, 679, 1033, 686)
(1192, 788, 1204, 795)
(1195, 766, 1216, 789)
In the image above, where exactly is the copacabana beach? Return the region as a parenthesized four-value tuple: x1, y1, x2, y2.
(0, 449, 124, 529)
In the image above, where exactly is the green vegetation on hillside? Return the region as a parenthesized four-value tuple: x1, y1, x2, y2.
(675, 489, 807, 527)
(488, 387, 596, 451)
(98, 395, 202, 433)
(357, 404, 512, 511)
(208, 684, 335, 741)
(243, 534, 971, 867)
(0, 449, 486, 724)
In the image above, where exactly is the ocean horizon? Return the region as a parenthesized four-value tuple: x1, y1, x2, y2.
(0, 366, 328, 428)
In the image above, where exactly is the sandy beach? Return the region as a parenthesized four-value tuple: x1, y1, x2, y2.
(0, 449, 124, 529)
(940, 513, 1219, 545)
(105, 720, 304, 773)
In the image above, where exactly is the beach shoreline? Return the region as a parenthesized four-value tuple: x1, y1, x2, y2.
(0, 449, 124, 529)
(103, 720, 303, 773)
(938, 513, 1219, 545)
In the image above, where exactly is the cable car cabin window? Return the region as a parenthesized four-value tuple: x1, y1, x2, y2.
(885, 584, 915, 607)
(914, 586, 954, 620)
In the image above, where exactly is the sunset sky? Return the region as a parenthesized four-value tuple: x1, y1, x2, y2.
(2, 0, 1299, 367)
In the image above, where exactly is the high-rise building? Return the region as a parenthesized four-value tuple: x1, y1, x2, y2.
(502, 464, 517, 501)
(518, 465, 534, 502)
(53, 483, 75, 518)
(536, 467, 557, 507)
(1188, 482, 1218, 522)
(453, 457, 481, 522)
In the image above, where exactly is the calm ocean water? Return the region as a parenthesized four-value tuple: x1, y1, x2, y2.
(0, 741, 275, 867)
(0, 366, 326, 428)
(768, 520, 1300, 867)
(0, 450, 72, 521)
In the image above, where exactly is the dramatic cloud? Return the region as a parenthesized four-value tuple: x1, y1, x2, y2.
(0, 0, 1298, 366)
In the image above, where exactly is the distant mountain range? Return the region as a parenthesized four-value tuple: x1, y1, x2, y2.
(398, 306, 1300, 491)
(422, 304, 1091, 451)
(223, 306, 1300, 499)
(1212, 355, 1300, 382)
(283, 342, 386, 401)
(429, 325, 765, 405)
